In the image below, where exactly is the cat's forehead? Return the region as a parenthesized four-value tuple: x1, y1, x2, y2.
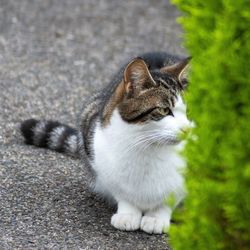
(146, 71, 181, 106)
(150, 71, 180, 91)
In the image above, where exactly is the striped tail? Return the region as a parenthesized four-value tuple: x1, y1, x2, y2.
(20, 119, 79, 157)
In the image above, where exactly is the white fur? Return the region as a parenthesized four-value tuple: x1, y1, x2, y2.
(92, 95, 191, 234)
(65, 134, 78, 154)
(111, 201, 142, 231)
(141, 206, 172, 234)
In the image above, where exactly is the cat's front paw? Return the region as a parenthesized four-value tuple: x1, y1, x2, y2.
(111, 213, 141, 231)
(140, 216, 170, 234)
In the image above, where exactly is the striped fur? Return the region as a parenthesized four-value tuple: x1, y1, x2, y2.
(21, 119, 79, 156)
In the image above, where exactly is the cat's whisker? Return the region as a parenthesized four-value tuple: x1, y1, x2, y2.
(122, 133, 167, 156)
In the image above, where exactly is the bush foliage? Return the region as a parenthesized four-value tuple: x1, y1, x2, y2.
(170, 0, 250, 249)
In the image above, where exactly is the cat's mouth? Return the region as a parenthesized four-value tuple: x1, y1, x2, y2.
(148, 133, 181, 146)
(154, 136, 181, 146)
(161, 130, 186, 145)
(165, 137, 181, 145)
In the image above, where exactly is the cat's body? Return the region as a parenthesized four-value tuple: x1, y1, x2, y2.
(93, 107, 186, 209)
(21, 52, 191, 234)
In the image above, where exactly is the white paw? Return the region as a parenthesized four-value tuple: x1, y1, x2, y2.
(111, 213, 141, 231)
(140, 216, 170, 234)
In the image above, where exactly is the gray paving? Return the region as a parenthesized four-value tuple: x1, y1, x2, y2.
(0, 0, 185, 249)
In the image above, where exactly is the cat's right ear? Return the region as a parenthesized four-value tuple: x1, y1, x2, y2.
(123, 58, 155, 94)
(160, 57, 191, 88)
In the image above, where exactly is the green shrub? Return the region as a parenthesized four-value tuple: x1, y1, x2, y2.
(169, 0, 250, 249)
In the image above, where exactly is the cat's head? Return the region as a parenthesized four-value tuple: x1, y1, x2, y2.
(103, 57, 191, 145)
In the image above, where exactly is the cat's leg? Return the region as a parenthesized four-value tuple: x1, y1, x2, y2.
(140, 205, 172, 234)
(111, 200, 142, 231)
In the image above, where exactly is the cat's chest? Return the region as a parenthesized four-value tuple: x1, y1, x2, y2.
(93, 137, 184, 186)
(115, 149, 182, 180)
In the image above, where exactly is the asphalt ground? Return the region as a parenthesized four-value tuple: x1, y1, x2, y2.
(0, 0, 185, 249)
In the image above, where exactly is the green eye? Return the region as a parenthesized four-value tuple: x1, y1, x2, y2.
(158, 107, 173, 116)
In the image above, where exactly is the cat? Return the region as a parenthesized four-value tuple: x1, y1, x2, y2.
(20, 52, 191, 234)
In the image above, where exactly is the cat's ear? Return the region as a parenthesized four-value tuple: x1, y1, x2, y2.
(123, 58, 155, 94)
(160, 57, 191, 86)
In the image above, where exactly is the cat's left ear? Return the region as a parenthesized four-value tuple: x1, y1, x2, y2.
(160, 57, 191, 87)
(123, 58, 155, 94)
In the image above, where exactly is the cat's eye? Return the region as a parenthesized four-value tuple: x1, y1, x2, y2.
(157, 107, 173, 116)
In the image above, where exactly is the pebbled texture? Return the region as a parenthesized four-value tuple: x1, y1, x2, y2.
(0, 0, 184, 249)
